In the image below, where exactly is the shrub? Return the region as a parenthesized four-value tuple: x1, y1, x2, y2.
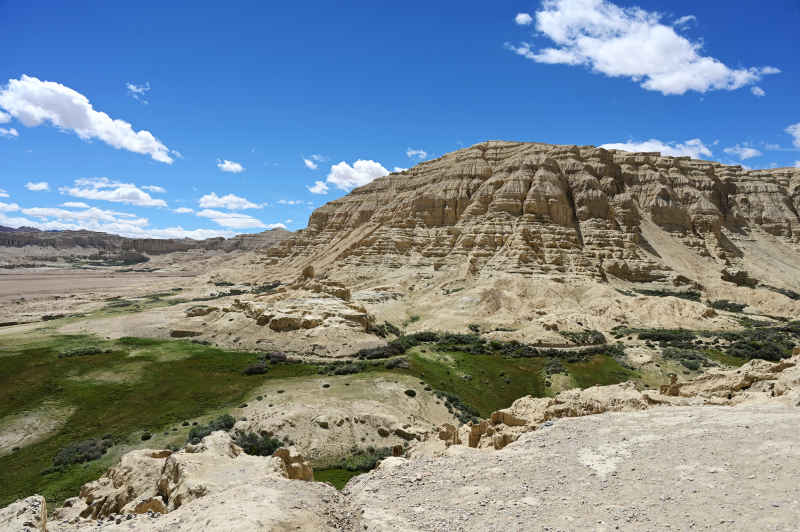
(58, 346, 104, 358)
(558, 330, 606, 345)
(188, 414, 236, 444)
(635, 289, 701, 302)
(709, 300, 747, 313)
(661, 347, 712, 370)
(243, 362, 268, 375)
(141, 431, 152, 441)
(52, 437, 113, 467)
(232, 431, 283, 456)
(721, 269, 757, 288)
(763, 285, 800, 300)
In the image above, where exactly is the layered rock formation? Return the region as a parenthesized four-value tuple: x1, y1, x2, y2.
(267, 141, 800, 285)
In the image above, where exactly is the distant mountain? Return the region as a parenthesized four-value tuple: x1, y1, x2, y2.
(0, 226, 41, 233)
(0, 227, 292, 255)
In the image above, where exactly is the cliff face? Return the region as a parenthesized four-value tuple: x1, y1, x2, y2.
(269, 141, 800, 283)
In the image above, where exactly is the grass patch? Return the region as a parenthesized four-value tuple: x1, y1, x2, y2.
(0, 334, 319, 507)
(563, 355, 639, 388)
(315, 468, 363, 490)
(314, 448, 392, 489)
(407, 349, 548, 418)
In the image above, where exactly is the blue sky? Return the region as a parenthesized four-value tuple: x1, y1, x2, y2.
(1, 0, 798, 238)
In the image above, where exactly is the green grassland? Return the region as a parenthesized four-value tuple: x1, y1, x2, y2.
(0, 329, 647, 507)
(0, 332, 317, 507)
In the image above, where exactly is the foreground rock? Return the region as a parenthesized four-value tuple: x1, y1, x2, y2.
(0, 495, 46, 531)
(47, 432, 340, 531)
(347, 403, 800, 531)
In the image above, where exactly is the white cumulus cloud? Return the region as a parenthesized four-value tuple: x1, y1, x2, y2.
(327, 160, 390, 191)
(406, 148, 427, 159)
(217, 159, 244, 173)
(515, 13, 533, 25)
(0, 110, 9, 123)
(196, 209, 267, 229)
(0, 189, 8, 198)
(786, 123, 800, 148)
(61, 201, 90, 208)
(25, 181, 50, 191)
(0, 202, 20, 212)
(303, 158, 318, 170)
(141, 185, 166, 193)
(600, 138, 712, 159)
(751, 86, 766, 97)
(59, 177, 167, 207)
(0, 127, 18, 137)
(723, 144, 762, 160)
(173, 207, 194, 214)
(307, 159, 393, 194)
(198, 192, 260, 210)
(506, 0, 780, 95)
(0, 75, 173, 163)
(307, 180, 329, 194)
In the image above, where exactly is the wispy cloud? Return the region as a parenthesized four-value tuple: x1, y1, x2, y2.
(600, 138, 712, 159)
(198, 192, 260, 210)
(59, 177, 167, 207)
(724, 144, 762, 160)
(196, 209, 267, 229)
(126, 81, 151, 103)
(406, 148, 427, 159)
(0, 127, 18, 138)
(786, 123, 800, 148)
(25, 181, 50, 191)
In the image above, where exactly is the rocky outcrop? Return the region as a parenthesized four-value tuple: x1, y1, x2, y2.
(48, 431, 317, 529)
(457, 353, 800, 451)
(267, 142, 800, 283)
(0, 495, 46, 531)
(57, 449, 171, 520)
(227, 295, 373, 333)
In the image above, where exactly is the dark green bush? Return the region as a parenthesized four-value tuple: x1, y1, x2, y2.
(709, 300, 747, 313)
(188, 414, 236, 444)
(243, 363, 268, 375)
(558, 330, 606, 345)
(52, 437, 113, 467)
(635, 289, 701, 302)
(58, 346, 104, 358)
(232, 431, 282, 456)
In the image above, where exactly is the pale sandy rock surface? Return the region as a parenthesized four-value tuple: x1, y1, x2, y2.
(234, 373, 458, 465)
(0, 403, 75, 457)
(444, 354, 800, 452)
(347, 403, 800, 531)
(0, 495, 47, 532)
